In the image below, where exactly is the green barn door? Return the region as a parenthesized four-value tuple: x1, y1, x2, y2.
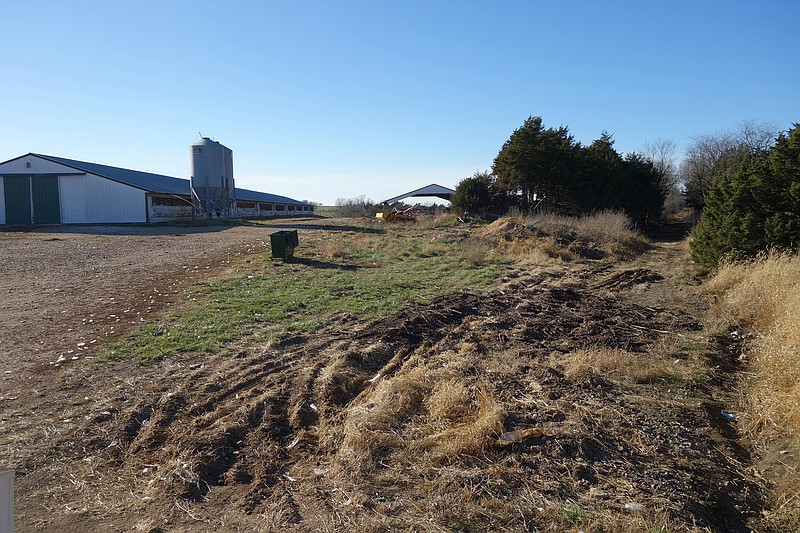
(31, 176, 61, 224)
(3, 176, 32, 225)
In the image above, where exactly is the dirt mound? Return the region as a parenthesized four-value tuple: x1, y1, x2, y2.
(11, 246, 770, 531)
(591, 268, 665, 290)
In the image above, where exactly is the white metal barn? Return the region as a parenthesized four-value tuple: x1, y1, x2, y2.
(0, 153, 311, 225)
(382, 183, 455, 204)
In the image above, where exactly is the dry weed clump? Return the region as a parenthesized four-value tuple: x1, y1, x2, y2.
(479, 210, 647, 263)
(414, 213, 458, 229)
(418, 386, 504, 460)
(331, 358, 505, 477)
(482, 216, 577, 263)
(334, 366, 430, 472)
(705, 251, 800, 525)
(558, 348, 692, 385)
(426, 378, 473, 421)
(576, 209, 634, 243)
(318, 237, 346, 260)
(705, 251, 800, 333)
(461, 236, 490, 265)
(575, 210, 650, 259)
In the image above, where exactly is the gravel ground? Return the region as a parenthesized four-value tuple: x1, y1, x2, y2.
(0, 220, 327, 400)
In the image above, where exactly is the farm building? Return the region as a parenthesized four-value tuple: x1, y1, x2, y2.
(382, 183, 455, 204)
(0, 139, 311, 225)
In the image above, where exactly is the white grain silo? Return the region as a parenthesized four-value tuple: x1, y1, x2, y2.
(190, 137, 234, 218)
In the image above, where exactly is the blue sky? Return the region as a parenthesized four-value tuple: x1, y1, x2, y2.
(2, 1, 798, 205)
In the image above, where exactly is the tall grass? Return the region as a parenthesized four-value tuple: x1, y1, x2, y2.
(480, 210, 648, 262)
(558, 347, 696, 385)
(705, 251, 800, 525)
(706, 252, 800, 434)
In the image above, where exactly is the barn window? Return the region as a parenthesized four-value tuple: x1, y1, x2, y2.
(288, 205, 295, 211)
(259, 203, 273, 211)
(275, 204, 285, 211)
(237, 201, 256, 209)
(152, 196, 189, 206)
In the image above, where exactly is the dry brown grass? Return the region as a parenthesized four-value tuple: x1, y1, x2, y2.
(333, 366, 428, 471)
(705, 251, 800, 525)
(534, 502, 704, 533)
(426, 378, 473, 421)
(417, 385, 504, 460)
(461, 236, 491, 265)
(318, 236, 347, 260)
(485, 231, 567, 264)
(414, 213, 458, 229)
(480, 210, 648, 263)
(705, 251, 800, 334)
(576, 210, 636, 244)
(557, 347, 694, 385)
(332, 363, 505, 473)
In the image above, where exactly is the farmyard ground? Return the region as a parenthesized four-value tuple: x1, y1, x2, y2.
(0, 218, 771, 531)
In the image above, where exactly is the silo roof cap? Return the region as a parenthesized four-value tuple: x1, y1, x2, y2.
(192, 137, 221, 146)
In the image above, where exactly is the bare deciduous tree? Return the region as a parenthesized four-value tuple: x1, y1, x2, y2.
(334, 195, 374, 217)
(681, 121, 780, 212)
(642, 138, 679, 190)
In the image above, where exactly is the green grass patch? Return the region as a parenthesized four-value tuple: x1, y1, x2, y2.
(312, 205, 339, 217)
(103, 225, 505, 364)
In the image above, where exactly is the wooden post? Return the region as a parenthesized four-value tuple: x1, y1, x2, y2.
(0, 470, 12, 533)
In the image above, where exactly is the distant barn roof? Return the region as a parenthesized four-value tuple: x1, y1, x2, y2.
(382, 183, 455, 204)
(30, 154, 306, 204)
(235, 188, 306, 205)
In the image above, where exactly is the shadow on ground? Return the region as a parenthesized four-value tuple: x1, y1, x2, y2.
(287, 257, 359, 271)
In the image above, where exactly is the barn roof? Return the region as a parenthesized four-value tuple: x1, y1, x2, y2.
(234, 188, 307, 205)
(33, 154, 191, 195)
(26, 154, 306, 204)
(382, 183, 455, 204)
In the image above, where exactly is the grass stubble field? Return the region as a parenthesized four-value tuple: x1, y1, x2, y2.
(0, 213, 798, 532)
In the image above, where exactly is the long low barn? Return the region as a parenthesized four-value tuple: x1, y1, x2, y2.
(0, 153, 312, 225)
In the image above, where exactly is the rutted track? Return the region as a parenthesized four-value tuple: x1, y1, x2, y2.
(9, 243, 770, 531)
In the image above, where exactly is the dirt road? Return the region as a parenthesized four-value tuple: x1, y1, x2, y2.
(0, 222, 343, 378)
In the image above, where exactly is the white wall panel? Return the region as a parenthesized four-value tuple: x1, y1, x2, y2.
(60, 174, 146, 223)
(59, 174, 88, 223)
(0, 176, 5, 224)
(0, 155, 79, 175)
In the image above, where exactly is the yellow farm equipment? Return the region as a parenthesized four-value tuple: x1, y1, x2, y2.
(375, 207, 418, 222)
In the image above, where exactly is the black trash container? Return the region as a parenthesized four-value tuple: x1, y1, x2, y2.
(270, 230, 299, 259)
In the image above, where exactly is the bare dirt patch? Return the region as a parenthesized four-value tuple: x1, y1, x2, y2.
(1, 225, 272, 383)
(1, 223, 773, 531)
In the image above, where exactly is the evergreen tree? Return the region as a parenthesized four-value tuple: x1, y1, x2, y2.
(764, 124, 800, 246)
(492, 116, 666, 223)
(577, 132, 625, 213)
(492, 116, 578, 210)
(576, 134, 665, 224)
(619, 153, 666, 225)
(690, 124, 800, 268)
(451, 171, 494, 217)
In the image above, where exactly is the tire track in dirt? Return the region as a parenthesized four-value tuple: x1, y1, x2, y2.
(9, 242, 770, 531)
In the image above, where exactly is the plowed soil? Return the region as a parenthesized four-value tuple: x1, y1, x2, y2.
(0, 220, 770, 532)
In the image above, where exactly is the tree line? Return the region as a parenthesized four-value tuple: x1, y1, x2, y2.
(452, 116, 800, 268)
(453, 116, 668, 225)
(689, 123, 800, 267)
